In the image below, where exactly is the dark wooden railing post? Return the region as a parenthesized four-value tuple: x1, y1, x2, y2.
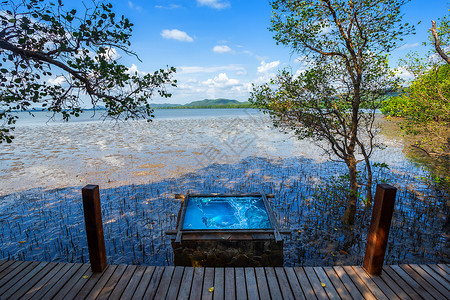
(82, 185, 107, 272)
(363, 183, 397, 275)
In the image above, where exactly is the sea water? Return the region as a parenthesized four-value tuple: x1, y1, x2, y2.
(182, 196, 272, 230)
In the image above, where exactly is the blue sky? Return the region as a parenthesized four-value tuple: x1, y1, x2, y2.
(80, 0, 449, 104)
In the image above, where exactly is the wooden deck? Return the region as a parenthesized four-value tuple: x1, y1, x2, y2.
(0, 260, 448, 299)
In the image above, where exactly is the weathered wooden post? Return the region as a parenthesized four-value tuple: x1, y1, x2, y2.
(363, 183, 397, 275)
(82, 184, 107, 272)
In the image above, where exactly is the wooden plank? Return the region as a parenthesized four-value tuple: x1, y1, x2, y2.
(351, 266, 389, 300)
(61, 265, 96, 300)
(314, 267, 340, 300)
(375, 269, 410, 300)
(20, 262, 66, 300)
(284, 267, 306, 300)
(438, 264, 450, 274)
(265, 267, 282, 299)
(304, 267, 328, 299)
(32, 263, 83, 299)
(177, 267, 194, 300)
(96, 264, 128, 300)
(131, 266, 156, 300)
(0, 260, 32, 288)
(275, 267, 295, 300)
(107, 265, 137, 299)
(28, 262, 74, 300)
(343, 266, 376, 300)
(189, 267, 204, 300)
(202, 267, 215, 300)
(429, 264, 450, 283)
(359, 267, 403, 300)
(9, 262, 59, 299)
(0, 260, 9, 274)
(51, 264, 91, 300)
(235, 267, 247, 300)
(244, 268, 259, 300)
(224, 268, 235, 300)
(73, 264, 117, 300)
(389, 265, 434, 299)
(382, 266, 422, 299)
(0, 261, 41, 296)
(143, 266, 165, 300)
(400, 264, 447, 300)
(323, 267, 352, 300)
(333, 266, 363, 300)
(411, 264, 450, 297)
(166, 266, 184, 300)
(254, 268, 270, 300)
(213, 268, 224, 300)
(0, 260, 16, 277)
(153, 266, 175, 300)
(420, 264, 450, 290)
(293, 267, 316, 300)
(83, 264, 121, 300)
(121, 265, 146, 299)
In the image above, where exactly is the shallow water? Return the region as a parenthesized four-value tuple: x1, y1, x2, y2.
(0, 109, 448, 266)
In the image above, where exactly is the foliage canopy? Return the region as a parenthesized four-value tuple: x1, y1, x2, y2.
(0, 0, 176, 143)
(382, 4, 450, 157)
(251, 0, 412, 224)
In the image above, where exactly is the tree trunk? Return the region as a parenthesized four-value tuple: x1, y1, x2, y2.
(365, 164, 373, 206)
(342, 156, 358, 225)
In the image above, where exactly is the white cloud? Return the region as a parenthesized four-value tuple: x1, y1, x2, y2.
(103, 47, 121, 61)
(48, 76, 65, 85)
(397, 43, 420, 51)
(197, 0, 230, 9)
(128, 1, 142, 12)
(257, 60, 280, 73)
(293, 55, 312, 77)
(178, 65, 245, 74)
(213, 45, 233, 53)
(294, 55, 309, 64)
(202, 73, 239, 88)
(161, 29, 194, 42)
(395, 66, 414, 81)
(126, 64, 147, 76)
(155, 4, 181, 9)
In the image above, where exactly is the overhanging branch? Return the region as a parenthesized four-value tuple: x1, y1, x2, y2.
(431, 20, 450, 64)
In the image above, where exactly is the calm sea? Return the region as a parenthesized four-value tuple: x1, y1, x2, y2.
(12, 108, 263, 126)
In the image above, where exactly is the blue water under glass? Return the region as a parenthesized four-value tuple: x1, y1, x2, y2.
(182, 196, 272, 230)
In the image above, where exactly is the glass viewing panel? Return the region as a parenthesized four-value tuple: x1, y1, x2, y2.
(182, 196, 272, 230)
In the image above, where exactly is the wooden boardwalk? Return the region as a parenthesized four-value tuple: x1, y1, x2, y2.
(0, 260, 448, 299)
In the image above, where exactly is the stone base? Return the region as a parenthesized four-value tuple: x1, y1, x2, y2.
(172, 238, 283, 267)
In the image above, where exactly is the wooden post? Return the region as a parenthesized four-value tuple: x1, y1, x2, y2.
(363, 183, 397, 275)
(82, 185, 107, 272)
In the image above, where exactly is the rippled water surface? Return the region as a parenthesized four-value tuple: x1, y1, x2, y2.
(0, 109, 448, 266)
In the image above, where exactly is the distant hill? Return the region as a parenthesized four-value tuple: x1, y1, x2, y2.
(149, 103, 182, 108)
(150, 99, 253, 109)
(186, 99, 242, 106)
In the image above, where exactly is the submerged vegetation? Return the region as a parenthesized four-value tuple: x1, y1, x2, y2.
(0, 113, 448, 266)
(0, 155, 448, 266)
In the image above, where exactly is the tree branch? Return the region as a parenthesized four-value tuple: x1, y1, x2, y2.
(431, 20, 450, 64)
